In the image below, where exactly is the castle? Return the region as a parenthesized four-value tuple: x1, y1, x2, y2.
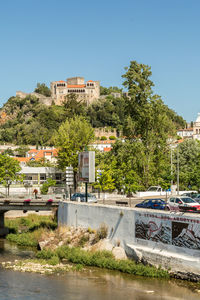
(16, 77, 100, 106)
(51, 77, 100, 105)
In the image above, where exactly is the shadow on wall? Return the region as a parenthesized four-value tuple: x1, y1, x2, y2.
(109, 211, 124, 240)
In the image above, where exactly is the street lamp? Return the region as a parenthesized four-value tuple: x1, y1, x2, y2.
(5, 171, 11, 197)
(177, 143, 180, 195)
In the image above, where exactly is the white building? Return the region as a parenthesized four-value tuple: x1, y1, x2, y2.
(193, 113, 200, 140)
(177, 128, 193, 139)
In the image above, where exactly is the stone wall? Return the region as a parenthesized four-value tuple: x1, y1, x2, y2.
(58, 202, 200, 277)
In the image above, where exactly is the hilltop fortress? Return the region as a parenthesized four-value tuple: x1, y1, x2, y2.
(16, 77, 100, 106)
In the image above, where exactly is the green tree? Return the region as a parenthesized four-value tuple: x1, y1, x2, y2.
(15, 145, 30, 157)
(63, 93, 86, 117)
(41, 178, 56, 195)
(100, 86, 122, 96)
(53, 116, 94, 188)
(93, 168, 115, 192)
(173, 140, 200, 190)
(0, 155, 23, 195)
(34, 83, 51, 97)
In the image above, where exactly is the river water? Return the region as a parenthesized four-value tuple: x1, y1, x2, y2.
(0, 239, 200, 300)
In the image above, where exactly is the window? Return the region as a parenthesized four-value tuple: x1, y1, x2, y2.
(40, 174, 46, 181)
(175, 198, 182, 204)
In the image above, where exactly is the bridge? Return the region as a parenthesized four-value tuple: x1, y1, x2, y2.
(0, 198, 60, 236)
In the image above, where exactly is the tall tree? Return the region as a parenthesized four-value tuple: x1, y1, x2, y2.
(0, 155, 23, 195)
(53, 116, 94, 188)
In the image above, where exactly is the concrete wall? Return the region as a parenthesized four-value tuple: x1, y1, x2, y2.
(58, 202, 200, 276)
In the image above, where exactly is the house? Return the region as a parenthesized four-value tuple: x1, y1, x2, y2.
(193, 113, 200, 140)
(19, 166, 65, 185)
(27, 149, 58, 163)
(177, 113, 200, 141)
(177, 128, 193, 139)
(91, 140, 116, 152)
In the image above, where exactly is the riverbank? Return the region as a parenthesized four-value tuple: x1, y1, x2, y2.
(2, 215, 170, 279)
(3, 214, 200, 284)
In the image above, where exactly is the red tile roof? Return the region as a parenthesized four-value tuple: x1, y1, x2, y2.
(13, 157, 30, 162)
(104, 147, 112, 152)
(28, 149, 58, 160)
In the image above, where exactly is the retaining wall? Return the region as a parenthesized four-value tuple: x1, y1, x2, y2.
(58, 202, 200, 277)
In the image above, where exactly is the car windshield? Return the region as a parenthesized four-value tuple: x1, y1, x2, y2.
(78, 193, 95, 197)
(147, 187, 159, 191)
(181, 197, 197, 204)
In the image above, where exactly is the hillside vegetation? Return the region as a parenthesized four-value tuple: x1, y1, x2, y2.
(0, 90, 185, 146)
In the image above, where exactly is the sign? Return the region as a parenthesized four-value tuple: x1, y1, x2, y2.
(78, 151, 95, 183)
(66, 166, 74, 186)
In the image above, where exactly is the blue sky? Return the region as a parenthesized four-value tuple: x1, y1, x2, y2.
(0, 0, 200, 122)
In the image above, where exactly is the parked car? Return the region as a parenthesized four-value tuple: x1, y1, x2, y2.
(71, 193, 97, 203)
(165, 196, 200, 212)
(193, 194, 200, 203)
(181, 192, 198, 198)
(135, 198, 166, 210)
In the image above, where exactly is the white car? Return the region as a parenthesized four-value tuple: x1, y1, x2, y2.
(166, 196, 200, 212)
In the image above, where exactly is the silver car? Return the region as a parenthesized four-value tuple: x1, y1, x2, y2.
(71, 193, 97, 203)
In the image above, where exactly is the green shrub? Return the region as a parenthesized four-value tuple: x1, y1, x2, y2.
(100, 136, 107, 141)
(78, 234, 90, 247)
(6, 233, 38, 247)
(52, 246, 169, 278)
(5, 215, 57, 248)
(41, 178, 56, 195)
(48, 255, 60, 265)
(93, 223, 108, 243)
(109, 136, 116, 140)
(36, 249, 55, 259)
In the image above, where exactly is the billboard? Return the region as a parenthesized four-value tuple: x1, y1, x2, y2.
(78, 151, 95, 183)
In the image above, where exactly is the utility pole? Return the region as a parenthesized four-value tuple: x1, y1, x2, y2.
(177, 144, 179, 195)
(170, 144, 173, 193)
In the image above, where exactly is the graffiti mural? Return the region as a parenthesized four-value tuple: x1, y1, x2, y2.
(135, 212, 171, 244)
(135, 212, 200, 250)
(172, 222, 200, 250)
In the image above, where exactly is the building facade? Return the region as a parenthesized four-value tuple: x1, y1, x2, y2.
(50, 77, 100, 105)
(193, 113, 200, 140)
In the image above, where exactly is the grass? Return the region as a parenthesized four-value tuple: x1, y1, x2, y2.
(5, 214, 57, 247)
(36, 246, 169, 278)
(4, 215, 169, 279)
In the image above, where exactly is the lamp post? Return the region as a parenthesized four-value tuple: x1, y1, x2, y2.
(170, 144, 173, 192)
(177, 143, 180, 195)
(5, 171, 11, 197)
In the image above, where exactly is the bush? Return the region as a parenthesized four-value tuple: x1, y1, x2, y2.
(52, 246, 169, 278)
(41, 178, 56, 195)
(5, 215, 57, 247)
(100, 136, 107, 141)
(109, 136, 116, 140)
(78, 234, 90, 247)
(93, 223, 108, 243)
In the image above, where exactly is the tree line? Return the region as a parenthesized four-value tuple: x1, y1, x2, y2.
(0, 60, 195, 193)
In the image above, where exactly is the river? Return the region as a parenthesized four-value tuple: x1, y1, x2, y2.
(0, 239, 200, 300)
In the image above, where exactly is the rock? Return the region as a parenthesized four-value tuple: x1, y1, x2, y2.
(112, 247, 127, 260)
(90, 239, 113, 252)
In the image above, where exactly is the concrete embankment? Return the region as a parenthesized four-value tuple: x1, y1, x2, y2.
(58, 201, 200, 281)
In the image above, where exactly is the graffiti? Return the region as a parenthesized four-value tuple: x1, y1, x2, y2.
(172, 222, 200, 250)
(135, 213, 171, 244)
(135, 212, 200, 250)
